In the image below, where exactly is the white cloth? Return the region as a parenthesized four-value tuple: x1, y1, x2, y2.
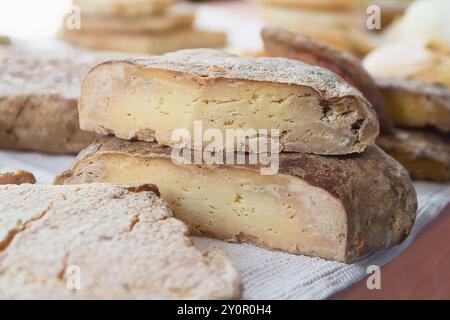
(1, 150, 449, 299)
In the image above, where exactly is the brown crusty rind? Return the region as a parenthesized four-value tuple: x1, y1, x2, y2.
(0, 168, 36, 185)
(79, 48, 379, 154)
(0, 48, 99, 154)
(0, 183, 242, 299)
(93, 48, 374, 104)
(377, 128, 450, 181)
(377, 78, 450, 132)
(261, 27, 394, 134)
(56, 136, 417, 263)
(0, 95, 95, 154)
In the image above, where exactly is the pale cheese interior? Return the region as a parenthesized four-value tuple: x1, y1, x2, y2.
(74, 154, 348, 261)
(80, 63, 365, 154)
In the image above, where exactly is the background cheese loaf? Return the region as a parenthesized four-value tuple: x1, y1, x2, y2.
(60, 1, 226, 54)
(58, 28, 227, 55)
(55, 137, 417, 263)
(72, 0, 175, 16)
(0, 48, 98, 154)
(376, 78, 450, 133)
(256, 0, 365, 10)
(0, 35, 10, 45)
(377, 129, 450, 181)
(0, 183, 241, 299)
(75, 5, 195, 33)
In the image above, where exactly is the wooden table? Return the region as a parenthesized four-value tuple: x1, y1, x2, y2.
(332, 204, 450, 299)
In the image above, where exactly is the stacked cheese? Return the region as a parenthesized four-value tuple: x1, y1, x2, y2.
(364, 0, 450, 181)
(365, 38, 450, 133)
(56, 48, 418, 263)
(256, 0, 372, 55)
(58, 0, 226, 54)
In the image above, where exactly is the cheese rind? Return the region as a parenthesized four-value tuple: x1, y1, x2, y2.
(0, 168, 36, 185)
(377, 78, 450, 132)
(377, 128, 450, 181)
(261, 27, 393, 134)
(0, 183, 241, 299)
(0, 48, 99, 154)
(78, 49, 379, 155)
(257, 4, 368, 54)
(55, 137, 417, 263)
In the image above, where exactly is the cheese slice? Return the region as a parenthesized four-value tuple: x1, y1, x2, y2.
(55, 137, 417, 263)
(0, 183, 241, 299)
(78, 49, 379, 155)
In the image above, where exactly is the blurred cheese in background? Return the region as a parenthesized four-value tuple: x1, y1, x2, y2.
(384, 0, 450, 47)
(72, 0, 176, 16)
(362, 0, 450, 179)
(0, 47, 103, 154)
(364, 0, 450, 88)
(364, 37, 450, 137)
(370, 0, 413, 29)
(364, 37, 450, 88)
(77, 5, 196, 33)
(255, 0, 375, 56)
(58, 0, 226, 54)
(258, 0, 363, 10)
(0, 35, 10, 45)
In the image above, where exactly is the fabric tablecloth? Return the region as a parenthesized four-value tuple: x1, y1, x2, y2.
(1, 149, 449, 299)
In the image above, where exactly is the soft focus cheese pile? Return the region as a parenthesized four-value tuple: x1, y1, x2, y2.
(384, 0, 450, 47)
